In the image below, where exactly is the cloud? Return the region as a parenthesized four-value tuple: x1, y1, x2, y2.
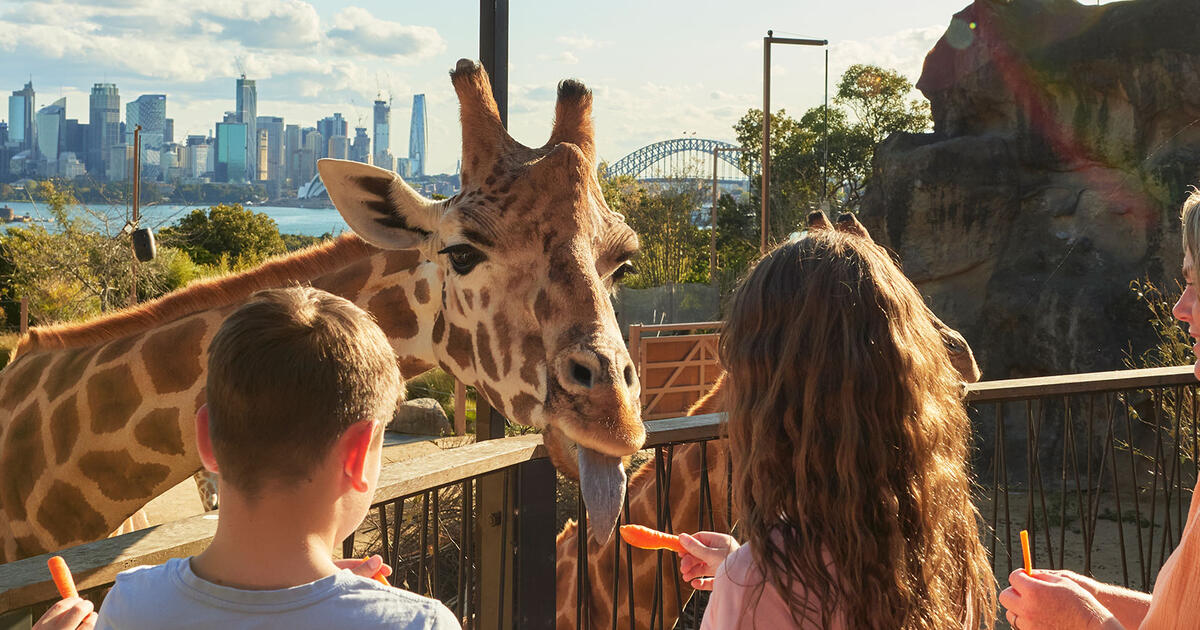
(326, 7, 445, 59)
(555, 35, 602, 50)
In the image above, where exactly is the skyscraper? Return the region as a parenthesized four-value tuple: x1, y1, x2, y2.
(215, 121, 247, 183)
(8, 81, 35, 152)
(350, 127, 370, 163)
(409, 94, 427, 177)
(35, 97, 66, 163)
(126, 94, 166, 180)
(373, 97, 392, 170)
(316, 113, 347, 159)
(236, 76, 257, 182)
(88, 83, 120, 178)
(256, 115, 284, 183)
(284, 123, 300, 185)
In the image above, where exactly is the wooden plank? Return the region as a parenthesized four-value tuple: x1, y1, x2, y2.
(965, 365, 1197, 402)
(373, 434, 545, 500)
(644, 413, 725, 446)
(635, 321, 722, 333)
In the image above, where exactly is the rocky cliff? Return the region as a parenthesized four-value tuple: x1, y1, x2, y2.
(860, 0, 1200, 378)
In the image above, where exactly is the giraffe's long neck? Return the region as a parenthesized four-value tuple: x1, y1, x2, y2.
(0, 241, 447, 562)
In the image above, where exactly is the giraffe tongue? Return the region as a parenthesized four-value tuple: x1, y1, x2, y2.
(577, 447, 627, 545)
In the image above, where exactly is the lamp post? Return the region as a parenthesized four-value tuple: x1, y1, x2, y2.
(761, 30, 827, 254)
(710, 146, 744, 288)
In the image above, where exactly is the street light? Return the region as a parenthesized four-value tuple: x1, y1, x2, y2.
(711, 146, 744, 288)
(762, 30, 827, 254)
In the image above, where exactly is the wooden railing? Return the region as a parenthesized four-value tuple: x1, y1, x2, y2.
(628, 322, 722, 419)
(1, 366, 1197, 629)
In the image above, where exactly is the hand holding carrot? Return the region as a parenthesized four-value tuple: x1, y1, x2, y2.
(619, 524, 685, 554)
(678, 532, 740, 591)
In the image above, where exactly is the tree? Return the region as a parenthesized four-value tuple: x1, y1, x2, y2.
(158, 204, 287, 269)
(601, 173, 709, 289)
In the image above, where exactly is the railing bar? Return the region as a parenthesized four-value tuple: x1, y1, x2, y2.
(377, 504, 390, 580)
(1158, 391, 1178, 567)
(1173, 387, 1185, 548)
(576, 483, 587, 629)
(610, 474, 627, 630)
(990, 402, 1001, 576)
(497, 469, 510, 630)
(650, 446, 665, 630)
(466, 479, 476, 627)
(1105, 392, 1130, 587)
(664, 445, 686, 625)
(342, 531, 355, 561)
(1061, 395, 1073, 570)
(624, 482, 636, 630)
(699, 442, 711, 532)
(1000, 402, 1013, 575)
(1082, 394, 1093, 571)
(1034, 400, 1054, 567)
(1086, 394, 1116, 565)
(1025, 400, 1036, 568)
(1148, 390, 1163, 579)
(392, 498, 405, 583)
(1123, 394, 1148, 590)
(420, 492, 430, 595)
(432, 488, 441, 601)
(457, 481, 467, 621)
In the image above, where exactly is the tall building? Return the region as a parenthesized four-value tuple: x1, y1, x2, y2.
(183, 134, 210, 180)
(256, 129, 269, 181)
(164, 118, 174, 145)
(126, 94, 166, 180)
(88, 83, 120, 179)
(316, 113, 346, 159)
(296, 127, 321, 186)
(236, 76, 257, 182)
(327, 134, 349, 160)
(35, 97, 66, 166)
(350, 127, 370, 163)
(373, 97, 392, 170)
(215, 121, 247, 183)
(8, 81, 35, 152)
(284, 123, 300, 185)
(409, 94, 427, 177)
(256, 115, 284, 183)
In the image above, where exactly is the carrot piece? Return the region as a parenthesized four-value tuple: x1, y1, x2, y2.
(361, 558, 390, 586)
(1020, 530, 1033, 575)
(619, 524, 685, 554)
(48, 555, 78, 599)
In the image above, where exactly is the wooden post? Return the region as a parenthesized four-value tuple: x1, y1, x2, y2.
(18, 298, 27, 335)
(515, 457, 555, 628)
(453, 380, 466, 437)
(475, 402, 515, 629)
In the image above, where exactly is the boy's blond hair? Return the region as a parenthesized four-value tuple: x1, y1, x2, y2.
(1182, 187, 1200, 272)
(206, 286, 402, 497)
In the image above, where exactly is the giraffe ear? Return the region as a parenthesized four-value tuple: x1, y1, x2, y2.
(319, 159, 445, 250)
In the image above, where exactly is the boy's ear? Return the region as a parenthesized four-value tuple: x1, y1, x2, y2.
(341, 419, 381, 493)
(318, 159, 446, 251)
(195, 405, 220, 474)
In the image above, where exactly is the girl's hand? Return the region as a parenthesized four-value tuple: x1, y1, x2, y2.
(678, 532, 739, 591)
(33, 597, 96, 630)
(334, 555, 393, 582)
(999, 570, 1119, 630)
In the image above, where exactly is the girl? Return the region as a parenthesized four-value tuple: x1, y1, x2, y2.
(679, 228, 996, 629)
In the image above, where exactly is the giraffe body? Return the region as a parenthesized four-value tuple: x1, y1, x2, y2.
(0, 59, 644, 562)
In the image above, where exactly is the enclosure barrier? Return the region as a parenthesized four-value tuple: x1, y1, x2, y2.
(1, 365, 1197, 629)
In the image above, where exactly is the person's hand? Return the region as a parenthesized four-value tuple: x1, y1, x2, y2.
(678, 532, 739, 591)
(33, 597, 96, 630)
(999, 570, 1117, 630)
(334, 555, 392, 582)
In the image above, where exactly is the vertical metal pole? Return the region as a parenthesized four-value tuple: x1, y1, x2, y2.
(130, 125, 142, 305)
(479, 0, 509, 126)
(515, 457, 556, 629)
(760, 31, 772, 255)
(711, 148, 719, 288)
(822, 49, 829, 207)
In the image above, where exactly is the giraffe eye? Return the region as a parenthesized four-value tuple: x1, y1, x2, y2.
(612, 262, 637, 283)
(439, 244, 487, 275)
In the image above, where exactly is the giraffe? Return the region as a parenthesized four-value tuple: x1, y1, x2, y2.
(554, 211, 982, 629)
(0, 58, 645, 563)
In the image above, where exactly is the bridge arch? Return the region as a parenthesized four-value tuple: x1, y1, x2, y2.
(605, 138, 750, 181)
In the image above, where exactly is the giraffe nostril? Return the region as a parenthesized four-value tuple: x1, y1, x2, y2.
(570, 360, 594, 388)
(624, 364, 634, 387)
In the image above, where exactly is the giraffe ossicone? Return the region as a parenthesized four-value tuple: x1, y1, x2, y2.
(0, 58, 642, 562)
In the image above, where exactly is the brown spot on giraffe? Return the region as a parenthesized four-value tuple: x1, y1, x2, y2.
(50, 394, 81, 465)
(534, 289, 554, 324)
(479, 288, 490, 309)
(86, 365, 143, 434)
(13, 535, 43, 560)
(462, 289, 475, 310)
(135, 408, 185, 456)
(494, 312, 513, 375)
(446, 324, 474, 370)
(368, 286, 420, 340)
(0, 352, 51, 408)
(475, 323, 500, 381)
(381, 249, 422, 276)
(44, 345, 100, 401)
(479, 382, 506, 415)
(432, 312, 446, 344)
(520, 335, 545, 388)
(399, 357, 435, 379)
(36, 481, 107, 546)
(79, 450, 171, 502)
(414, 278, 431, 304)
(0, 405, 45, 520)
(95, 333, 140, 365)
(143, 318, 206, 394)
(313, 257, 375, 297)
(510, 392, 540, 421)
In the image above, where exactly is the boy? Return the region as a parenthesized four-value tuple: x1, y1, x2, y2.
(92, 287, 459, 629)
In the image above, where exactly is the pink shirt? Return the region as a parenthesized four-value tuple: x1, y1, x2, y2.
(1141, 477, 1200, 629)
(700, 544, 847, 629)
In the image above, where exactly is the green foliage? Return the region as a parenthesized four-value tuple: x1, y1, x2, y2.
(158, 204, 287, 269)
(282, 232, 329, 252)
(601, 174, 710, 288)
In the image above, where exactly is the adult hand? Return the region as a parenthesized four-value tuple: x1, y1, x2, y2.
(678, 532, 739, 591)
(33, 597, 96, 630)
(335, 554, 393, 582)
(999, 570, 1118, 630)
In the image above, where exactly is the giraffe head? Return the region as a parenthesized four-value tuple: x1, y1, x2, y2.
(319, 59, 642, 542)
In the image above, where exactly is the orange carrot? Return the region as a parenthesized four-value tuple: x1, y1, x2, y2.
(361, 558, 390, 586)
(48, 555, 78, 599)
(619, 524, 685, 554)
(1020, 530, 1033, 575)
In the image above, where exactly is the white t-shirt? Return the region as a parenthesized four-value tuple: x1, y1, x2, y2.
(95, 557, 460, 630)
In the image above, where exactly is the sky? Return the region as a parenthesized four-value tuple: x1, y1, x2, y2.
(0, 0, 1122, 175)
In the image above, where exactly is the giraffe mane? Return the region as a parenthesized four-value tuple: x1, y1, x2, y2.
(15, 232, 380, 357)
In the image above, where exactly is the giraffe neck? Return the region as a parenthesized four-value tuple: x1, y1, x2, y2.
(0, 241, 451, 562)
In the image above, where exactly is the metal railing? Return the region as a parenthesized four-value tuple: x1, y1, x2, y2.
(1, 366, 1197, 630)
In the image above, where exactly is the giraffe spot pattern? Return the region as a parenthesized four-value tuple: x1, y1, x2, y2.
(78, 450, 170, 502)
(86, 365, 144, 434)
(520, 335, 545, 389)
(382, 249, 422, 276)
(493, 313, 513, 375)
(0, 352, 51, 409)
(0, 404, 44, 520)
(135, 407, 184, 456)
(432, 312, 446, 344)
(413, 278, 431, 304)
(475, 323, 499, 381)
(368, 285, 420, 340)
(50, 394, 80, 465)
(534, 290, 554, 324)
(35, 481, 108, 548)
(95, 333, 140, 365)
(13, 535, 43, 560)
(510, 392, 540, 422)
(313, 258, 375, 298)
(399, 357, 435, 379)
(480, 382, 506, 416)
(447, 324, 474, 370)
(44, 345, 101, 401)
(144, 318, 206, 394)
(479, 288, 490, 309)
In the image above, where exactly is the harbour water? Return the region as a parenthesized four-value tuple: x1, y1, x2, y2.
(0, 201, 351, 238)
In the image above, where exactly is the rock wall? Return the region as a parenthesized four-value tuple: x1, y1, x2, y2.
(860, 0, 1200, 378)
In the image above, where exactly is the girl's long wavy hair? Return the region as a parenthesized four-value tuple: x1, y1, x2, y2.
(720, 231, 996, 629)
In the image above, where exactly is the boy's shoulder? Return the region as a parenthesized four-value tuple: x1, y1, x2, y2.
(99, 558, 460, 629)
